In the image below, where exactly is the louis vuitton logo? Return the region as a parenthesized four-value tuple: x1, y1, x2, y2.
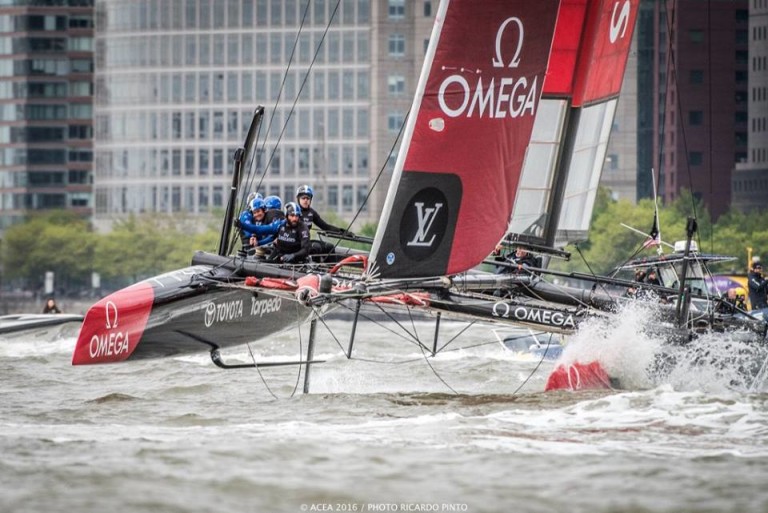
(406, 202, 443, 247)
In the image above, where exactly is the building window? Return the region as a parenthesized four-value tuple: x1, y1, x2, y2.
(689, 70, 703, 84)
(689, 151, 703, 166)
(388, 0, 405, 19)
(388, 74, 405, 96)
(357, 185, 368, 211)
(388, 111, 404, 133)
(689, 29, 703, 43)
(342, 184, 353, 212)
(388, 34, 405, 57)
(688, 110, 703, 125)
(424, 1, 432, 17)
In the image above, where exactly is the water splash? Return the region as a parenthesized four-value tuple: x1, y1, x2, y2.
(557, 301, 768, 393)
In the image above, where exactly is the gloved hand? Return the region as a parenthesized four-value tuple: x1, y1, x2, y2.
(282, 253, 296, 264)
(266, 248, 280, 262)
(343, 230, 355, 238)
(234, 219, 242, 229)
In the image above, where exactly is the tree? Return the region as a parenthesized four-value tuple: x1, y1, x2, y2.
(2, 211, 95, 292)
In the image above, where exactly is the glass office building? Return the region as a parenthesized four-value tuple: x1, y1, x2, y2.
(0, 0, 94, 232)
(93, 0, 432, 228)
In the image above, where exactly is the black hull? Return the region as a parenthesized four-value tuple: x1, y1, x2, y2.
(430, 292, 586, 334)
(0, 314, 84, 336)
(73, 259, 318, 364)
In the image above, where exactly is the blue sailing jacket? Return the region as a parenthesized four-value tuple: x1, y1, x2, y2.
(238, 210, 284, 246)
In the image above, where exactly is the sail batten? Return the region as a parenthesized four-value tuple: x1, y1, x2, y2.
(369, 0, 562, 279)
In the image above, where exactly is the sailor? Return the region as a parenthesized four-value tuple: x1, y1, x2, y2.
(296, 184, 353, 262)
(646, 268, 662, 286)
(245, 191, 262, 205)
(42, 298, 61, 314)
(717, 287, 748, 315)
(267, 202, 310, 264)
(236, 197, 284, 256)
(748, 262, 768, 310)
(493, 245, 539, 275)
(263, 195, 284, 224)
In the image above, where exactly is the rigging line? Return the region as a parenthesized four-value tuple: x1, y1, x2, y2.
(365, 300, 429, 346)
(331, 106, 412, 250)
(431, 320, 478, 355)
(509, 332, 554, 396)
(438, 338, 499, 353)
(257, 0, 313, 175)
(246, 341, 280, 400)
(663, 1, 700, 225)
(290, 299, 306, 398)
(607, 238, 664, 279)
(415, 334, 458, 395)
(319, 301, 434, 364)
(330, 299, 427, 348)
(251, 0, 340, 196)
(314, 308, 351, 356)
(572, 244, 619, 304)
(707, 0, 713, 253)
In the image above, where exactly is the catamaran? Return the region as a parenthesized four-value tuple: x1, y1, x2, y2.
(72, 0, 767, 394)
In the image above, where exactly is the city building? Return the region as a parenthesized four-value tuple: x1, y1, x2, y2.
(654, 0, 749, 219)
(92, 0, 434, 231)
(732, 0, 768, 213)
(599, 25, 639, 203)
(0, 0, 94, 233)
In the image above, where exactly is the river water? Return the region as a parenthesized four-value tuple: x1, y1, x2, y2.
(2, 304, 768, 513)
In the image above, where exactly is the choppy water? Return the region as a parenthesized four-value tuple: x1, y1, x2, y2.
(2, 305, 768, 513)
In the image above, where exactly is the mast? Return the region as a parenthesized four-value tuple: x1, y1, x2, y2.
(217, 106, 265, 256)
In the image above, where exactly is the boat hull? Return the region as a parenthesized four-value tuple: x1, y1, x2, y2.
(0, 314, 84, 341)
(72, 264, 315, 364)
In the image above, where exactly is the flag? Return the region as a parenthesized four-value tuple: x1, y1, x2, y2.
(642, 211, 661, 248)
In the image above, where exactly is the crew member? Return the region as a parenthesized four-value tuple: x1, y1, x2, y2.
(645, 268, 662, 286)
(295, 184, 351, 235)
(263, 195, 284, 224)
(268, 202, 310, 264)
(748, 262, 768, 310)
(717, 287, 748, 315)
(237, 197, 284, 256)
(493, 245, 538, 275)
(296, 184, 353, 261)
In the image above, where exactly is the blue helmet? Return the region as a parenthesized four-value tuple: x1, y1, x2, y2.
(246, 191, 263, 204)
(296, 184, 314, 199)
(264, 195, 282, 211)
(250, 197, 266, 211)
(284, 201, 301, 217)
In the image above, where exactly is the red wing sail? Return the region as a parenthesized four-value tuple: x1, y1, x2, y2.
(368, 0, 561, 279)
(508, 0, 639, 245)
(556, 0, 639, 244)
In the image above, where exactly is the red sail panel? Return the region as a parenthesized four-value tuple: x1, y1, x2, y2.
(572, 0, 639, 106)
(370, 0, 561, 279)
(542, 0, 589, 96)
